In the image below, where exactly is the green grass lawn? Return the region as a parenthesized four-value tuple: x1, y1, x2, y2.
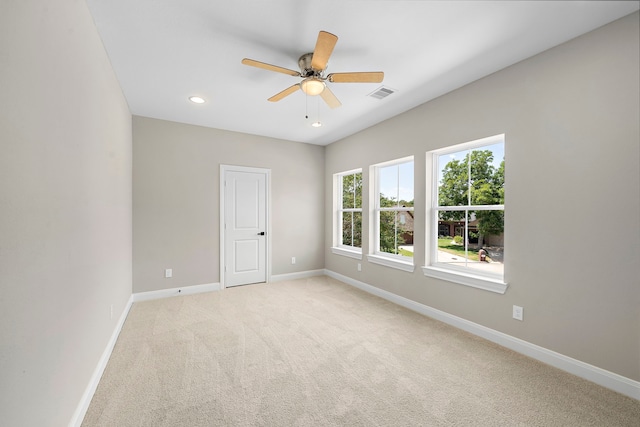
(438, 238, 481, 261)
(399, 248, 413, 257)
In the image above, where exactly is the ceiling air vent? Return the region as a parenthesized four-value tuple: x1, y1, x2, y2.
(369, 86, 396, 100)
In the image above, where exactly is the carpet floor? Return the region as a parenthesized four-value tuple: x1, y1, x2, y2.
(82, 276, 640, 426)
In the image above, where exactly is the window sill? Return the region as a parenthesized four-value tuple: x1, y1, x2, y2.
(367, 254, 415, 272)
(331, 246, 363, 260)
(422, 265, 507, 294)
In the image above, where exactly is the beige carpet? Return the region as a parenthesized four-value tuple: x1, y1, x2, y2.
(82, 276, 640, 426)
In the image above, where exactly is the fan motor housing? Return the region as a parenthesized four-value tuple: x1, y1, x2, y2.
(298, 53, 321, 77)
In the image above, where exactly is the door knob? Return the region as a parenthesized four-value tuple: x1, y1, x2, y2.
(257, 232, 265, 235)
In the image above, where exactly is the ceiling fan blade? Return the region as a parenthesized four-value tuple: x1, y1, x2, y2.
(320, 86, 341, 109)
(311, 31, 338, 71)
(268, 84, 301, 102)
(242, 58, 300, 76)
(327, 72, 384, 83)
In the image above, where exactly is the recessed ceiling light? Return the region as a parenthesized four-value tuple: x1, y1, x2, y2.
(189, 96, 206, 104)
(311, 121, 322, 127)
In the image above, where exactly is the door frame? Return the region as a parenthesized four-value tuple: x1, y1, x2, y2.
(219, 164, 271, 289)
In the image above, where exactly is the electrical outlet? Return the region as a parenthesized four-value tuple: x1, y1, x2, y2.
(291, 257, 296, 265)
(513, 305, 524, 321)
(165, 268, 172, 278)
(357, 263, 362, 271)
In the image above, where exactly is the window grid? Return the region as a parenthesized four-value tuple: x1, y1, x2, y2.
(336, 171, 362, 250)
(374, 158, 414, 260)
(429, 135, 505, 282)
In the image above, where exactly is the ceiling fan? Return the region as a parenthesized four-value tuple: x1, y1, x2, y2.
(242, 31, 384, 109)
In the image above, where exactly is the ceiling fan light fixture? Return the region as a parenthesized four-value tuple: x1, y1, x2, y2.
(300, 78, 325, 96)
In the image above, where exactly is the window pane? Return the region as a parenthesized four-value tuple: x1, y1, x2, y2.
(436, 210, 472, 266)
(380, 161, 413, 208)
(342, 211, 353, 246)
(399, 161, 414, 207)
(436, 210, 504, 275)
(354, 172, 362, 209)
(341, 211, 362, 248)
(468, 210, 504, 275)
(379, 165, 398, 207)
(379, 211, 398, 254)
(342, 174, 355, 209)
(379, 210, 413, 257)
(398, 211, 414, 258)
(352, 211, 362, 248)
(438, 150, 469, 207)
(469, 144, 504, 206)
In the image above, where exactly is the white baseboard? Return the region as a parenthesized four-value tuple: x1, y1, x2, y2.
(270, 269, 325, 283)
(69, 295, 134, 427)
(324, 269, 640, 401)
(132, 282, 220, 302)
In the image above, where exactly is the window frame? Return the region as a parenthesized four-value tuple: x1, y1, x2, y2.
(367, 156, 415, 272)
(331, 169, 363, 259)
(423, 135, 507, 293)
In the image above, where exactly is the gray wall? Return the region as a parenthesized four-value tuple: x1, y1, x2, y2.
(0, 0, 132, 426)
(325, 12, 640, 381)
(133, 116, 325, 293)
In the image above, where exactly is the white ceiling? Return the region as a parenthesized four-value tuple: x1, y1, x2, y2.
(86, 1, 639, 146)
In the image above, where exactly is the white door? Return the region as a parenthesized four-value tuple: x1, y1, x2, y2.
(223, 169, 267, 287)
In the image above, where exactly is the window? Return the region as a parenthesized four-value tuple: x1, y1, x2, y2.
(423, 135, 506, 293)
(332, 170, 362, 258)
(368, 157, 415, 272)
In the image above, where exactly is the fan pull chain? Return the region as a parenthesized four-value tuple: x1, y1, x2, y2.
(311, 95, 322, 128)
